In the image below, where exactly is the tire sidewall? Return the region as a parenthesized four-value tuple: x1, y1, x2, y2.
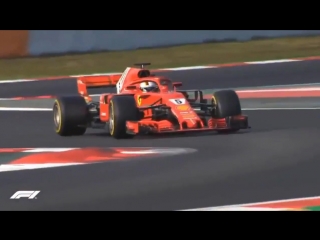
(109, 99, 116, 136)
(54, 99, 65, 133)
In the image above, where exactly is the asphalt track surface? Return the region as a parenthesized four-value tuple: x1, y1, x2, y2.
(1, 60, 320, 210)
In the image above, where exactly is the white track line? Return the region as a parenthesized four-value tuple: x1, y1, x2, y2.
(237, 88, 320, 93)
(242, 107, 320, 110)
(0, 163, 83, 172)
(233, 83, 320, 89)
(159, 66, 216, 71)
(0, 107, 51, 111)
(0, 79, 37, 84)
(245, 59, 301, 64)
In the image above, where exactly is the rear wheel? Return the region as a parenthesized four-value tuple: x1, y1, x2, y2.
(53, 96, 89, 136)
(109, 95, 140, 139)
(212, 90, 242, 133)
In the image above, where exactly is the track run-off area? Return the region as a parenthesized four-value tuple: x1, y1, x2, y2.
(1, 57, 320, 210)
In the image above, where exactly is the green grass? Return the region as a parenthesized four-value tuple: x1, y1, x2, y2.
(1, 35, 320, 80)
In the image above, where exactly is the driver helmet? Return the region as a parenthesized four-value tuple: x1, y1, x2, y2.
(140, 81, 158, 92)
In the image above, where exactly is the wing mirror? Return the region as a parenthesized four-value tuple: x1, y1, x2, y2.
(173, 82, 182, 87)
(173, 82, 182, 90)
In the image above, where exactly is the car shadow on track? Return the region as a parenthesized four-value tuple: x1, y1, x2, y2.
(86, 130, 250, 140)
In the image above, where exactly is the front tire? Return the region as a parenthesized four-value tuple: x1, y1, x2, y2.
(53, 96, 88, 136)
(109, 95, 140, 139)
(212, 90, 242, 133)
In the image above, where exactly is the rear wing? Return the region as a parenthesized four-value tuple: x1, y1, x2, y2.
(77, 74, 122, 96)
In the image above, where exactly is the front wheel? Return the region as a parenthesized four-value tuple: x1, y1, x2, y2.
(212, 90, 242, 133)
(109, 95, 140, 139)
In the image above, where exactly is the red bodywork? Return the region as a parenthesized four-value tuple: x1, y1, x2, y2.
(77, 65, 249, 135)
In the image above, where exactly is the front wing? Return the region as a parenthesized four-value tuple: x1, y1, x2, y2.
(126, 115, 250, 135)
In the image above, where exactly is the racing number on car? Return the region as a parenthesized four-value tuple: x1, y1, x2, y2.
(169, 98, 185, 105)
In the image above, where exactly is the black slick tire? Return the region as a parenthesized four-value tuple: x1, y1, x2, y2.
(212, 90, 241, 118)
(53, 96, 88, 136)
(212, 90, 242, 133)
(109, 95, 140, 139)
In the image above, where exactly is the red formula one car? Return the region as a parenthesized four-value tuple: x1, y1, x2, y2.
(53, 63, 250, 139)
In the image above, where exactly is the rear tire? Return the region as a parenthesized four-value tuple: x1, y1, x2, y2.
(109, 95, 140, 139)
(212, 90, 242, 133)
(53, 96, 88, 136)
